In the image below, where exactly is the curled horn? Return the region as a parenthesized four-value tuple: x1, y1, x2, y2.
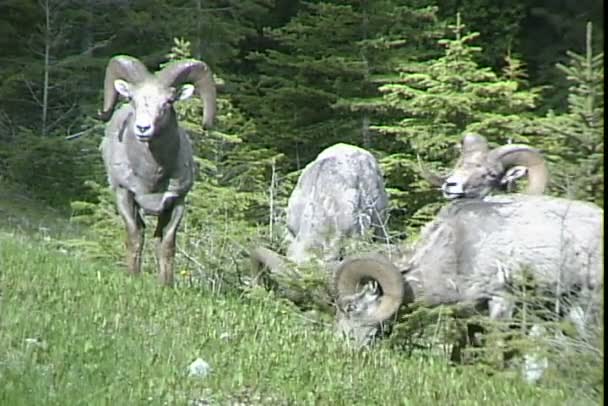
(418, 133, 489, 187)
(98, 55, 151, 122)
(488, 144, 549, 194)
(334, 254, 406, 324)
(157, 59, 217, 129)
(460, 132, 490, 159)
(250, 246, 290, 277)
(250, 246, 311, 304)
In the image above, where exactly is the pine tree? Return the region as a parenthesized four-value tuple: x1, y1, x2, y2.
(235, 1, 443, 172)
(371, 13, 545, 231)
(0, 0, 277, 208)
(162, 39, 284, 239)
(437, 0, 528, 69)
(516, 0, 604, 112)
(538, 22, 604, 206)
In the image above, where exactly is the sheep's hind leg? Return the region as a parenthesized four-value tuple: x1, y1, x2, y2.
(154, 199, 185, 287)
(115, 187, 145, 275)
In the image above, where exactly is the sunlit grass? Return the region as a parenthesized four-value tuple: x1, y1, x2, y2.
(0, 233, 583, 405)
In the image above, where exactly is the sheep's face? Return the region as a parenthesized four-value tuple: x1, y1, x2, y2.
(335, 282, 384, 346)
(442, 158, 499, 199)
(114, 79, 195, 141)
(441, 154, 527, 199)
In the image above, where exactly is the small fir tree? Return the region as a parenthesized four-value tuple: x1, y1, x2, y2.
(370, 13, 545, 231)
(538, 22, 603, 206)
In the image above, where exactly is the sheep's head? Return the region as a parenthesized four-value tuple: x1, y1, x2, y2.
(98, 55, 217, 141)
(334, 254, 409, 346)
(421, 133, 549, 199)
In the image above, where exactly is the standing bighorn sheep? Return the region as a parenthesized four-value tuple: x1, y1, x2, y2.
(99, 55, 216, 286)
(421, 133, 549, 199)
(334, 195, 603, 381)
(251, 143, 389, 281)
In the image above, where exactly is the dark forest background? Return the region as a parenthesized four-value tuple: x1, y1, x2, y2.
(0, 0, 603, 236)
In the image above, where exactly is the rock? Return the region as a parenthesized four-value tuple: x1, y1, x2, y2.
(188, 358, 211, 378)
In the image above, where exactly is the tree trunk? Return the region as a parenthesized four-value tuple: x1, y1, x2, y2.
(360, 0, 370, 147)
(41, 0, 50, 136)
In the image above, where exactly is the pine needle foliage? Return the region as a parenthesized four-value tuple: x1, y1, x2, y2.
(371, 13, 546, 231)
(537, 22, 604, 206)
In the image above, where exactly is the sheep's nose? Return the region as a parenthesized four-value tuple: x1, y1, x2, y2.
(136, 125, 151, 134)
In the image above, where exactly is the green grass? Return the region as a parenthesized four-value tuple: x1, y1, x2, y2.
(0, 233, 584, 406)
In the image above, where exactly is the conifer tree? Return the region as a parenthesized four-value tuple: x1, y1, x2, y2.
(164, 39, 284, 237)
(236, 1, 442, 171)
(538, 22, 604, 206)
(371, 13, 545, 230)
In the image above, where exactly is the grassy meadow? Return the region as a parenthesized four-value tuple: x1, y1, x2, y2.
(0, 190, 601, 405)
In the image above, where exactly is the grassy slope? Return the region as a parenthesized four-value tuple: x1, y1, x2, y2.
(1, 238, 581, 405)
(0, 186, 592, 405)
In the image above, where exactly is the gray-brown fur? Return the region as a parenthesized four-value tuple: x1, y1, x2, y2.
(421, 133, 549, 199)
(99, 54, 217, 286)
(401, 195, 601, 307)
(251, 143, 389, 278)
(285, 143, 389, 264)
(335, 194, 603, 380)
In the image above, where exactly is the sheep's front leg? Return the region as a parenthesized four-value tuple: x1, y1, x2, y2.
(115, 187, 145, 275)
(154, 199, 186, 287)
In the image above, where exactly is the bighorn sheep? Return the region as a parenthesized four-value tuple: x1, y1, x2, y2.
(98, 55, 216, 286)
(421, 133, 549, 199)
(334, 194, 603, 381)
(251, 143, 389, 282)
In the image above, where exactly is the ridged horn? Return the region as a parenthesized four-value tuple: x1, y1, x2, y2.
(250, 246, 290, 277)
(334, 254, 405, 324)
(98, 55, 151, 122)
(488, 144, 549, 194)
(157, 59, 217, 129)
(417, 154, 447, 187)
(460, 133, 490, 156)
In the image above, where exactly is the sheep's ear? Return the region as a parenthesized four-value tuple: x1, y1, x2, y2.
(500, 165, 528, 185)
(176, 84, 195, 101)
(114, 79, 132, 98)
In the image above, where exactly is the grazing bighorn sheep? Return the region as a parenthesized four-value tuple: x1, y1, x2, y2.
(98, 54, 216, 286)
(251, 143, 389, 282)
(421, 133, 549, 199)
(334, 194, 603, 381)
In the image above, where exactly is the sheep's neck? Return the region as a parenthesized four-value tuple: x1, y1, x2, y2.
(403, 265, 463, 307)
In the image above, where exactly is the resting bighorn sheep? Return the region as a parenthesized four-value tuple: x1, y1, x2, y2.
(334, 194, 603, 381)
(99, 55, 216, 286)
(421, 133, 549, 199)
(251, 143, 389, 284)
